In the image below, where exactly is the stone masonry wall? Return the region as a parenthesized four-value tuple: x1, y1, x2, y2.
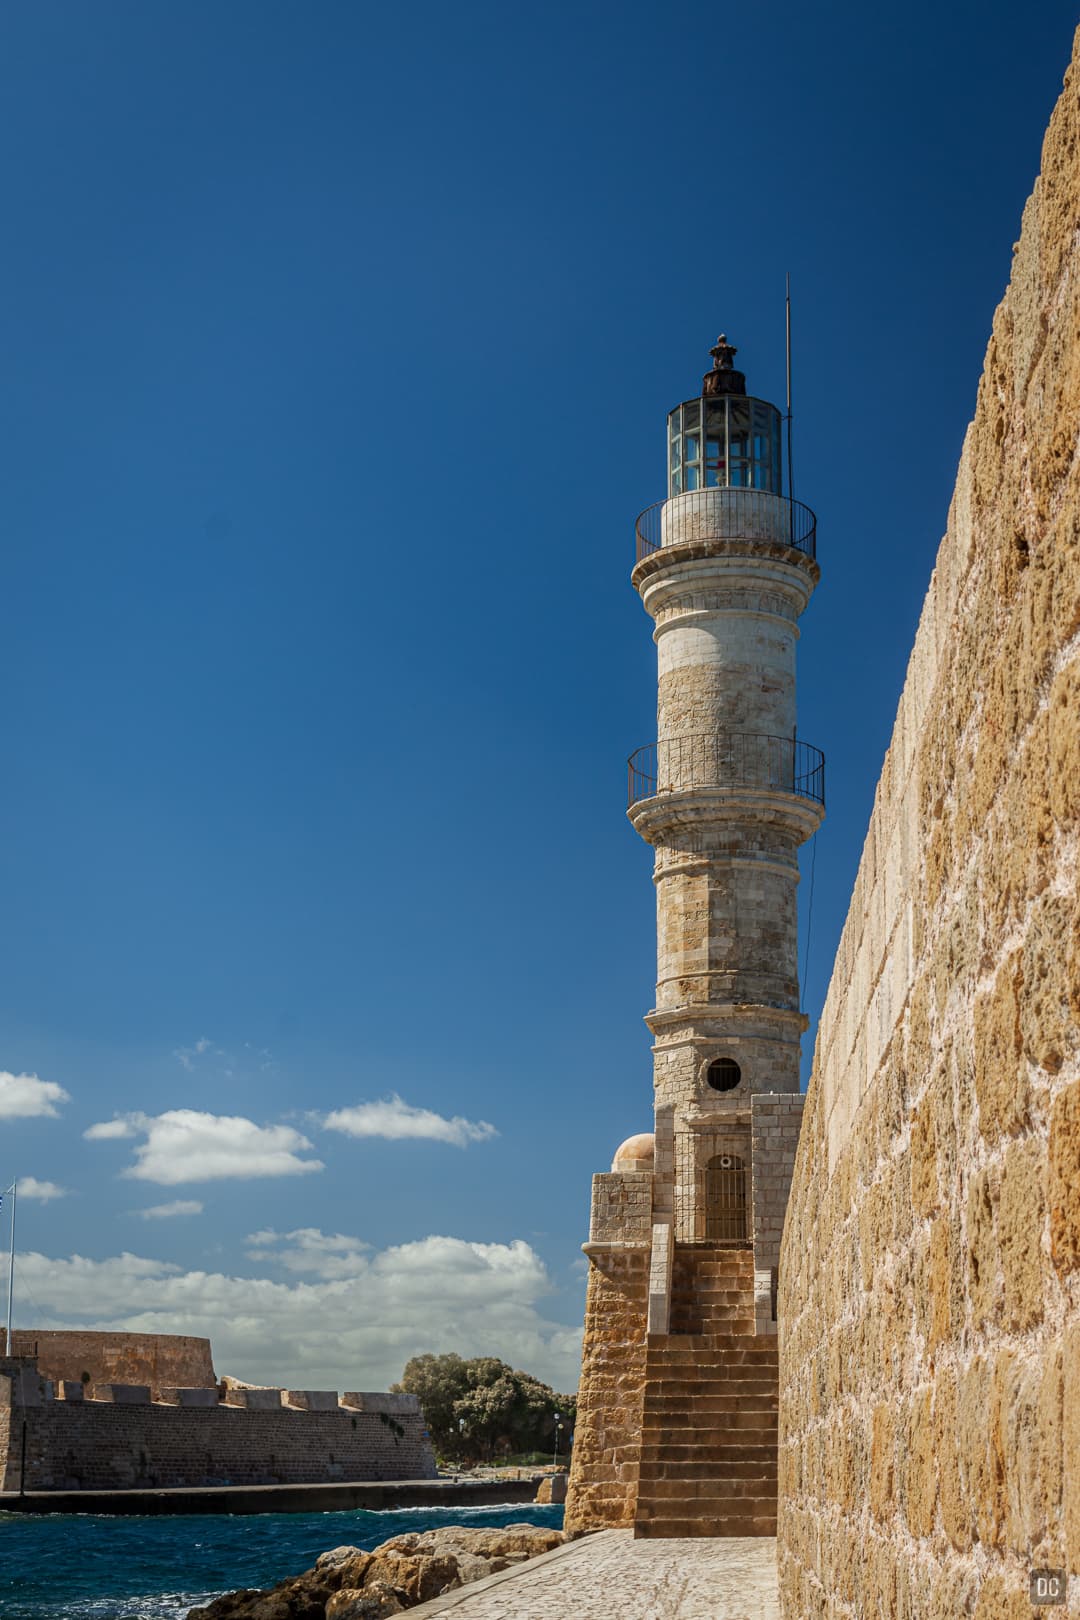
(779, 33, 1080, 1619)
(8, 1330, 214, 1397)
(564, 1247, 649, 1533)
(0, 1380, 436, 1490)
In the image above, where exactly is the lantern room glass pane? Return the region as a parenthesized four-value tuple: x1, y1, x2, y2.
(667, 394, 782, 497)
(728, 400, 751, 459)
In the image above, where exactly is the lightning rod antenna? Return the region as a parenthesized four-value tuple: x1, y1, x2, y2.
(785, 273, 794, 519)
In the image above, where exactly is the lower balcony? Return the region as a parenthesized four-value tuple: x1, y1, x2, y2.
(627, 733, 825, 810)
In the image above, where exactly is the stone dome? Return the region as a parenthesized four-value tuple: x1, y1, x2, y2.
(611, 1132, 655, 1173)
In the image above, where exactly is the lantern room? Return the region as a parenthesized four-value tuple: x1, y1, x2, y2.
(667, 335, 783, 497)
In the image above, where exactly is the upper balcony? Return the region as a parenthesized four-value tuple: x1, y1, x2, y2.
(635, 488, 817, 567)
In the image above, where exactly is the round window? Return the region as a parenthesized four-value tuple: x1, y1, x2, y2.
(706, 1058, 741, 1092)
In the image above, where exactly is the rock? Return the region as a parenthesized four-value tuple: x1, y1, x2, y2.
(325, 1584, 404, 1619)
(185, 1521, 563, 1619)
(186, 1574, 333, 1619)
(316, 1548, 366, 1574)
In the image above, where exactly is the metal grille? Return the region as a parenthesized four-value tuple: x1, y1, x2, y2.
(705, 1154, 748, 1245)
(628, 732, 826, 809)
(635, 488, 817, 563)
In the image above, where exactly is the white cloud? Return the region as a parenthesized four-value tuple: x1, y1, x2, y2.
(174, 1037, 217, 1072)
(244, 1227, 371, 1279)
(85, 1109, 324, 1185)
(14, 1232, 583, 1393)
(18, 1178, 68, 1202)
(321, 1094, 498, 1148)
(0, 1072, 69, 1120)
(83, 1118, 135, 1141)
(136, 1200, 204, 1220)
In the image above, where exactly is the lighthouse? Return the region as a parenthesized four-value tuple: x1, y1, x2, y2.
(565, 334, 823, 1539)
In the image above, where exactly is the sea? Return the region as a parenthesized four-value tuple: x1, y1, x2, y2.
(0, 1501, 565, 1620)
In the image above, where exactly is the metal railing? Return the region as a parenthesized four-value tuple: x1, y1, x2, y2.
(627, 732, 825, 809)
(635, 488, 817, 564)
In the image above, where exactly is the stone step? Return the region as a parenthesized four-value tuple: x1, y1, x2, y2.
(633, 1515, 777, 1539)
(690, 1259, 755, 1270)
(637, 1445, 780, 1470)
(647, 1343, 777, 1362)
(647, 1333, 778, 1355)
(643, 1363, 777, 1383)
(645, 1360, 777, 1377)
(635, 1477, 777, 1499)
(642, 1389, 778, 1410)
(681, 1271, 755, 1284)
(639, 1455, 777, 1477)
(641, 1386, 777, 1408)
(635, 1495, 777, 1517)
(670, 1306, 754, 1316)
(637, 1464, 773, 1483)
(669, 1294, 754, 1307)
(635, 1497, 776, 1515)
(671, 1296, 757, 1310)
(641, 1380, 777, 1406)
(668, 1313, 755, 1327)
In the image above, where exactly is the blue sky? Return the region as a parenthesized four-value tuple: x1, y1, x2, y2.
(1, 1, 1074, 1394)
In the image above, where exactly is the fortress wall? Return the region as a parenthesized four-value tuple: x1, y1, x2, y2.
(0, 1387, 436, 1490)
(778, 32, 1080, 1618)
(8, 1331, 214, 1397)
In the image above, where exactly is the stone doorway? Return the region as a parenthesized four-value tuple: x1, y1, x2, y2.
(705, 1154, 748, 1244)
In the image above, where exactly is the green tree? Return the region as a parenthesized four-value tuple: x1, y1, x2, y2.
(392, 1353, 577, 1462)
(391, 1352, 470, 1455)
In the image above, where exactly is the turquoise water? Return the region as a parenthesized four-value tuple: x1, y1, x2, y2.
(0, 1502, 564, 1620)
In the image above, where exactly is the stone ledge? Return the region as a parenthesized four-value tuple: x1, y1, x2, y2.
(581, 1241, 650, 1254)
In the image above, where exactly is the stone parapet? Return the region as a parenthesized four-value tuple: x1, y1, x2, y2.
(223, 1386, 284, 1410)
(341, 1392, 421, 1415)
(588, 1171, 652, 1244)
(93, 1385, 152, 1404)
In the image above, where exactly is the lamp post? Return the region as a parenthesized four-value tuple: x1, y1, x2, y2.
(552, 1412, 562, 1472)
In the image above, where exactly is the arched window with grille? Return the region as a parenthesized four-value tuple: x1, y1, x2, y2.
(705, 1153, 748, 1244)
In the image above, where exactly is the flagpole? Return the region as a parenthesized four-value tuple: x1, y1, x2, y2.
(5, 1181, 15, 1356)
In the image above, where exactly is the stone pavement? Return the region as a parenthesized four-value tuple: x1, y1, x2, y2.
(407, 1529, 779, 1619)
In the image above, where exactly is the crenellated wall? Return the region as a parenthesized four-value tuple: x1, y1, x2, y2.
(778, 29, 1080, 1617)
(0, 1361, 436, 1490)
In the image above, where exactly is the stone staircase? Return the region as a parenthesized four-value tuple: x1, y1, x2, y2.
(633, 1245, 778, 1538)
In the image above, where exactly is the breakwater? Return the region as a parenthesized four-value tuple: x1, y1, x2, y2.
(0, 1473, 545, 1516)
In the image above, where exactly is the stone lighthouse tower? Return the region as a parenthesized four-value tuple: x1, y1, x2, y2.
(565, 334, 823, 1539)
